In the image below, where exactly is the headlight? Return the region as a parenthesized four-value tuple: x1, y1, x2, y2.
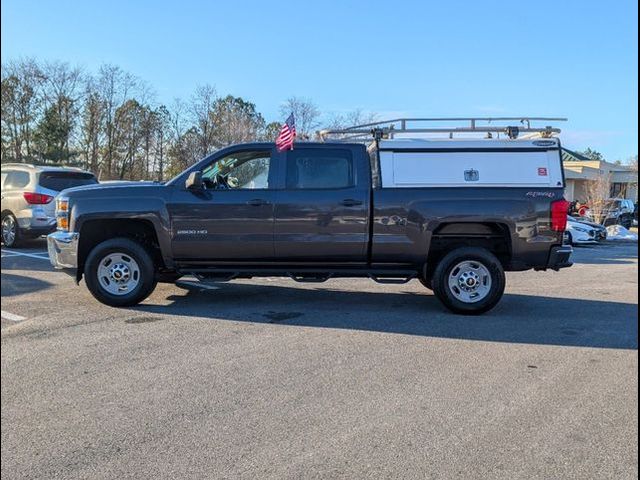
(56, 197, 70, 231)
(573, 226, 588, 232)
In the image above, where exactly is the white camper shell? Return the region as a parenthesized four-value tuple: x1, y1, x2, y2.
(377, 138, 564, 188)
(320, 117, 567, 189)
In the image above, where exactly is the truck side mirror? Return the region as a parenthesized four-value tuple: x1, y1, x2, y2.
(186, 171, 203, 190)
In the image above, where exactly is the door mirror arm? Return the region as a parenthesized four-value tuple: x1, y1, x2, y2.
(186, 171, 204, 190)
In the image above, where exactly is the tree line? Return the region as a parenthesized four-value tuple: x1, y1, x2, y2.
(1, 58, 375, 181)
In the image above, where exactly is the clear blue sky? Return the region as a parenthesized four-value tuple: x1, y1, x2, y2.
(2, 0, 638, 161)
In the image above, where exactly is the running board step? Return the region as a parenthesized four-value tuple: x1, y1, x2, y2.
(177, 267, 419, 284)
(368, 274, 416, 284)
(194, 272, 239, 283)
(289, 273, 333, 283)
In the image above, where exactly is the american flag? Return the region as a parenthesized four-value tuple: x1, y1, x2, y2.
(275, 113, 296, 152)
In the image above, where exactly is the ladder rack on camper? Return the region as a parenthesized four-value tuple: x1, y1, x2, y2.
(318, 117, 567, 142)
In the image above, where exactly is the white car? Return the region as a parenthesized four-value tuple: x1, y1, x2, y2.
(565, 219, 598, 245)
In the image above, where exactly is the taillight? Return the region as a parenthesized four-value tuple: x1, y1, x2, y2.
(551, 199, 570, 232)
(22, 192, 54, 205)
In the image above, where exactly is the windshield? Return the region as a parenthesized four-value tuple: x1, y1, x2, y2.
(39, 172, 98, 191)
(603, 200, 621, 209)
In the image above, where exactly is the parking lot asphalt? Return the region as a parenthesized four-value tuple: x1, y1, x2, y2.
(1, 240, 638, 479)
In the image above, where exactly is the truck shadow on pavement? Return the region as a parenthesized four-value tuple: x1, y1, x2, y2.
(1, 272, 53, 297)
(0, 257, 55, 272)
(134, 283, 638, 350)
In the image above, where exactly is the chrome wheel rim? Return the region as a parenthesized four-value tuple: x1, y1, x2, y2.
(2, 216, 16, 245)
(448, 260, 492, 303)
(97, 252, 141, 296)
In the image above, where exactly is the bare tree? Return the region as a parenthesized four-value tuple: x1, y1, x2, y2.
(166, 98, 200, 176)
(1, 58, 47, 162)
(326, 109, 378, 130)
(280, 96, 320, 139)
(41, 61, 83, 158)
(584, 173, 613, 224)
(211, 95, 265, 147)
(322, 109, 378, 140)
(190, 84, 217, 157)
(1, 58, 392, 185)
(79, 77, 104, 175)
(138, 105, 158, 179)
(96, 64, 139, 178)
(261, 121, 282, 142)
(154, 105, 172, 181)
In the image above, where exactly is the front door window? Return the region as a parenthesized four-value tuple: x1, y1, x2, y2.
(202, 150, 271, 190)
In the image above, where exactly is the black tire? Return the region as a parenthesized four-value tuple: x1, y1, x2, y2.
(84, 237, 157, 307)
(1, 213, 22, 248)
(621, 215, 633, 229)
(432, 247, 506, 315)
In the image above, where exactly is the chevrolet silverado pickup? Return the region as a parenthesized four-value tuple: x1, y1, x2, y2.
(48, 119, 573, 314)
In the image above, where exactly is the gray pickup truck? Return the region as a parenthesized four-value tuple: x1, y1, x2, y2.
(48, 123, 573, 314)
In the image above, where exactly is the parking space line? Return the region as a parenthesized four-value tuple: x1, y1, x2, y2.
(1, 310, 26, 322)
(1, 249, 50, 260)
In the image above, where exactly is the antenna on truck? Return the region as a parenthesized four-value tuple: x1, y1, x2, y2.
(318, 117, 567, 142)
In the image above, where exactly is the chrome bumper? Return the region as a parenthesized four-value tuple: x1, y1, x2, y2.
(47, 231, 79, 269)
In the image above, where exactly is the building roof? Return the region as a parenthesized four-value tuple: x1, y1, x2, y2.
(561, 148, 592, 162)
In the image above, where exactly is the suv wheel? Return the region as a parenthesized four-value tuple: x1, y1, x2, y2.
(84, 238, 157, 307)
(1, 213, 21, 248)
(432, 247, 506, 315)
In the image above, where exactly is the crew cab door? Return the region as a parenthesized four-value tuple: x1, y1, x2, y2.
(274, 146, 370, 262)
(169, 147, 277, 262)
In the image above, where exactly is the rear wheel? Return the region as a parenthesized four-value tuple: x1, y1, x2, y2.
(84, 238, 157, 307)
(1, 213, 22, 248)
(432, 247, 505, 315)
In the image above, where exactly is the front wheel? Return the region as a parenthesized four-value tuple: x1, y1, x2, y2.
(84, 238, 157, 307)
(432, 247, 506, 315)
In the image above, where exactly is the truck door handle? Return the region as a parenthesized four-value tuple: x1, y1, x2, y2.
(246, 198, 268, 206)
(340, 199, 363, 207)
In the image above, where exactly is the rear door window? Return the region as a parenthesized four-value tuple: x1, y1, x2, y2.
(4, 171, 30, 189)
(38, 172, 98, 191)
(286, 149, 354, 189)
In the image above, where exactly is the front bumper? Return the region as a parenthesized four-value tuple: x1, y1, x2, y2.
(47, 231, 79, 270)
(545, 245, 573, 270)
